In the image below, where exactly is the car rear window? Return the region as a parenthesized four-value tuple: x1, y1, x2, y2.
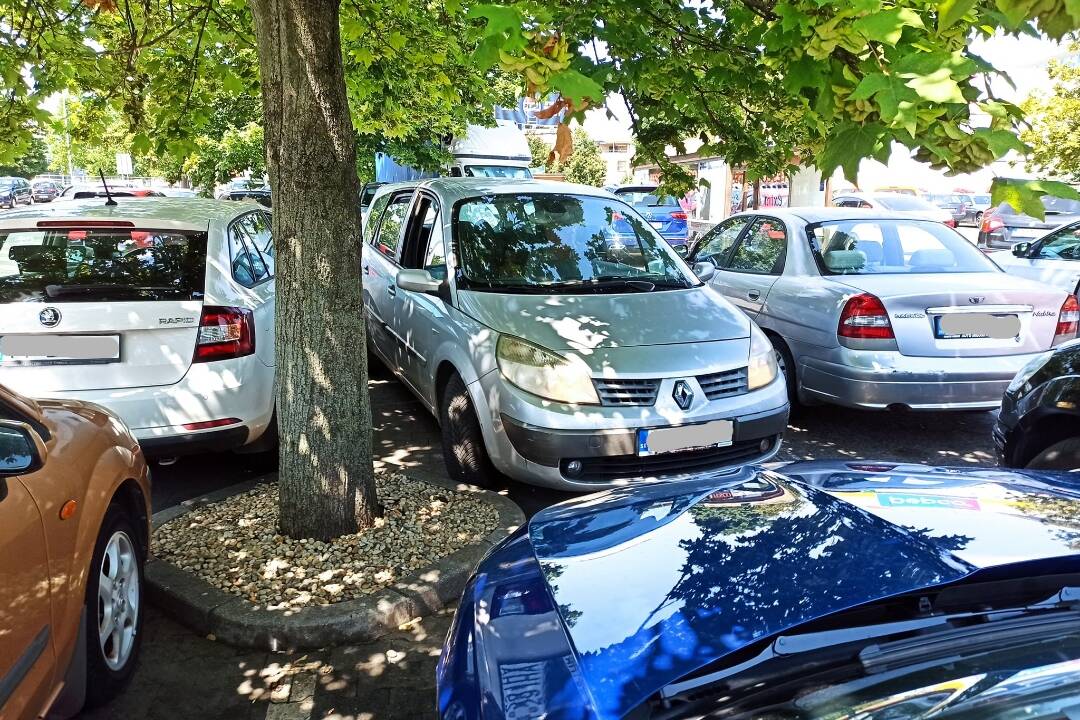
(614, 188, 679, 208)
(809, 220, 997, 275)
(0, 227, 207, 303)
(874, 195, 936, 211)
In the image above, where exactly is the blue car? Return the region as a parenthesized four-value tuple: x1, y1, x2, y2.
(612, 185, 689, 247)
(437, 461, 1080, 719)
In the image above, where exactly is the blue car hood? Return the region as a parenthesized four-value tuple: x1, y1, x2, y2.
(527, 462, 1080, 718)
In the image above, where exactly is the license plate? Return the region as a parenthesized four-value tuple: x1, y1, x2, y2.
(0, 334, 121, 365)
(649, 221, 665, 229)
(933, 314, 1019, 340)
(637, 420, 733, 456)
(1011, 228, 1045, 239)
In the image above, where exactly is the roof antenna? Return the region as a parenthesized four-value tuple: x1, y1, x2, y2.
(99, 169, 117, 207)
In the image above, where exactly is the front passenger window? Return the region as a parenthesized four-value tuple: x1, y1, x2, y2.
(727, 218, 787, 274)
(1037, 225, 1080, 261)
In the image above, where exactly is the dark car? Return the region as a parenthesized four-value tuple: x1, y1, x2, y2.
(437, 461, 1080, 719)
(0, 177, 33, 208)
(30, 180, 59, 203)
(996, 337, 1080, 469)
(224, 188, 272, 207)
(612, 184, 689, 247)
(979, 189, 1080, 252)
(926, 192, 968, 225)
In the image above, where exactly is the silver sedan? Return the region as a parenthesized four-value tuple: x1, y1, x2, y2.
(687, 208, 1079, 411)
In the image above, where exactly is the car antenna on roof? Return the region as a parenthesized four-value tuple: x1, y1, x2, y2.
(99, 169, 117, 207)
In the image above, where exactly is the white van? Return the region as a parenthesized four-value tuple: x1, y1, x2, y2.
(0, 198, 277, 457)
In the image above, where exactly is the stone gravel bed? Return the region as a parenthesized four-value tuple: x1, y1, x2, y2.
(153, 472, 500, 611)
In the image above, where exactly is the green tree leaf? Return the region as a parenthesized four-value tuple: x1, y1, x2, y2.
(852, 7, 924, 45)
(905, 67, 965, 103)
(937, 0, 978, 30)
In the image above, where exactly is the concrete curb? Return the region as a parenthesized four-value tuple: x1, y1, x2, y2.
(145, 473, 525, 651)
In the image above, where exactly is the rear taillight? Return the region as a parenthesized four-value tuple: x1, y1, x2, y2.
(1055, 295, 1079, 344)
(838, 293, 895, 340)
(193, 306, 255, 362)
(981, 212, 1003, 235)
(944, 219, 957, 228)
(670, 211, 688, 220)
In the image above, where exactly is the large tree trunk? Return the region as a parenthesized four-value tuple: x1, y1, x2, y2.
(249, 0, 379, 540)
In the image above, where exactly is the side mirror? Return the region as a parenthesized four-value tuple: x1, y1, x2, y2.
(1011, 241, 1031, 258)
(0, 421, 45, 476)
(692, 260, 717, 282)
(396, 268, 442, 295)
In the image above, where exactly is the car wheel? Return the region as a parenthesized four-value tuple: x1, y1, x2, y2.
(84, 504, 144, 708)
(771, 336, 799, 407)
(974, 211, 983, 227)
(439, 373, 495, 487)
(1025, 437, 1080, 471)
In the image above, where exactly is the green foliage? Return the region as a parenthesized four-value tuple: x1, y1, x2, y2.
(557, 130, 607, 186)
(1022, 43, 1080, 183)
(525, 133, 551, 170)
(990, 178, 1080, 220)
(0, 135, 49, 177)
(183, 122, 265, 194)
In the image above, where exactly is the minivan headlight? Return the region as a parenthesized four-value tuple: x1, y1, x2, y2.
(747, 325, 779, 391)
(496, 335, 599, 404)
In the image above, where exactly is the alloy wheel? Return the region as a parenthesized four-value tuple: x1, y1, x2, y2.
(97, 530, 140, 671)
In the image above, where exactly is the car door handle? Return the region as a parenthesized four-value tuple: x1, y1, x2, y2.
(748, 289, 761, 300)
(387, 284, 396, 298)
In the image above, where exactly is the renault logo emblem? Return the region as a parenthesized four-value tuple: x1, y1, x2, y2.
(968, 296, 985, 304)
(39, 307, 61, 327)
(673, 380, 694, 410)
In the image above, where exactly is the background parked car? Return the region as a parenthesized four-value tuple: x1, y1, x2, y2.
(0, 198, 277, 458)
(688, 207, 1078, 411)
(991, 219, 1080, 295)
(610, 184, 690, 247)
(30, 180, 60, 203)
(925, 192, 969, 226)
(438, 461, 1080, 719)
(222, 188, 271, 207)
(832, 191, 958, 227)
(978, 190, 1080, 251)
(0, 382, 151, 719)
(956, 191, 992, 225)
(0, 177, 33, 209)
(362, 178, 788, 490)
(55, 185, 165, 201)
(996, 338, 1080, 469)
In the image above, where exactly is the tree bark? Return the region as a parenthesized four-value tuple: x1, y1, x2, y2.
(249, 0, 379, 539)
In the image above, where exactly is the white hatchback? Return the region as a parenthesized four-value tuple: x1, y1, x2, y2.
(0, 198, 276, 456)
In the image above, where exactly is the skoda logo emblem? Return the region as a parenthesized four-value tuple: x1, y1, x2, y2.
(673, 380, 694, 410)
(39, 307, 62, 328)
(968, 296, 985, 304)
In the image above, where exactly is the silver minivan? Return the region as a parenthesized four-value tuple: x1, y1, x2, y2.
(361, 179, 789, 490)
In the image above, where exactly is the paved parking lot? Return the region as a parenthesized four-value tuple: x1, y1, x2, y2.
(83, 360, 997, 720)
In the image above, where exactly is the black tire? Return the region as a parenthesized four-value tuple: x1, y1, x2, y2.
(771, 335, 799, 408)
(84, 504, 144, 708)
(974, 211, 983, 227)
(439, 373, 495, 487)
(1026, 437, 1080, 471)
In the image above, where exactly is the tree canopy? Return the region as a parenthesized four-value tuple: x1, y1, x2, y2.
(1022, 42, 1080, 183)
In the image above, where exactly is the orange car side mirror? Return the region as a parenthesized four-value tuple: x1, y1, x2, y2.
(0, 420, 47, 476)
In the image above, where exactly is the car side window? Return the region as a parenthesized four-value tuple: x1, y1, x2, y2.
(228, 223, 257, 287)
(1037, 224, 1080, 261)
(364, 194, 391, 242)
(695, 218, 748, 265)
(725, 217, 787, 274)
(237, 211, 274, 281)
(400, 195, 448, 280)
(372, 192, 412, 262)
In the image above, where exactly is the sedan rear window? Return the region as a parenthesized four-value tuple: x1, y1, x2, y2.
(0, 228, 207, 303)
(614, 188, 679, 208)
(874, 195, 938, 212)
(809, 220, 997, 275)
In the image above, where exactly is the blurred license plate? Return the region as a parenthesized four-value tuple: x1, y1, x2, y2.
(0, 334, 121, 365)
(649, 221, 665, 229)
(933, 314, 1019, 340)
(1011, 228, 1045, 239)
(638, 420, 733, 456)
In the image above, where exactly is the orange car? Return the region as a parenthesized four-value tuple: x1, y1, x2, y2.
(0, 384, 150, 719)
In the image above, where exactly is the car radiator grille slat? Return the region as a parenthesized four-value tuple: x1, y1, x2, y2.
(697, 367, 748, 400)
(594, 378, 661, 407)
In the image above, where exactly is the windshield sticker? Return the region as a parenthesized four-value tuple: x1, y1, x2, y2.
(877, 493, 981, 511)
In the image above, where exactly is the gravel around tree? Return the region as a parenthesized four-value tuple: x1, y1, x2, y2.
(154, 473, 500, 610)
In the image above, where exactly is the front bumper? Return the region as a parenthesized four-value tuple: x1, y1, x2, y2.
(799, 348, 1043, 411)
(477, 369, 790, 490)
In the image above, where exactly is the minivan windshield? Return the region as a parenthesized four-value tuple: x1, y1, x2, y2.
(810, 219, 998, 275)
(0, 228, 207, 303)
(453, 193, 696, 292)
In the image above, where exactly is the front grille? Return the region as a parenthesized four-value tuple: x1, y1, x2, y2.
(697, 367, 748, 400)
(594, 378, 660, 406)
(562, 436, 776, 482)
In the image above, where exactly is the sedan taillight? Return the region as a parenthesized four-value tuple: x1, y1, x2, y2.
(193, 306, 255, 362)
(669, 211, 688, 220)
(1054, 295, 1080, 345)
(838, 293, 894, 340)
(981, 212, 1003, 235)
